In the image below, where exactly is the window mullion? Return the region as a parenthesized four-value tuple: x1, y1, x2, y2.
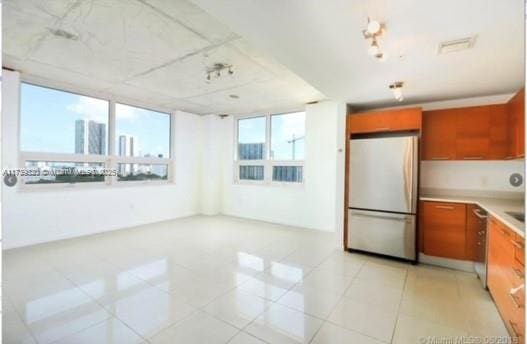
(108, 100, 117, 185)
(265, 114, 271, 183)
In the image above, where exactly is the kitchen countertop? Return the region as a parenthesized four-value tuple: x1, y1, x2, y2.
(420, 192, 525, 237)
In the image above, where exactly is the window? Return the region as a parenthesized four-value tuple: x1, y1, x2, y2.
(21, 83, 109, 155)
(19, 83, 173, 188)
(270, 112, 305, 183)
(237, 117, 266, 181)
(115, 104, 170, 158)
(115, 103, 171, 183)
(270, 112, 305, 160)
(235, 112, 305, 184)
(238, 117, 266, 160)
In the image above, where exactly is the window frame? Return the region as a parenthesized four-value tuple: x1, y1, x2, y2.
(234, 111, 305, 186)
(17, 78, 176, 191)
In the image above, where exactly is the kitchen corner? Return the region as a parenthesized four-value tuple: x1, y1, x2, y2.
(420, 189, 524, 237)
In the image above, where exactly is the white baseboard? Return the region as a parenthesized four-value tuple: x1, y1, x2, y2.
(419, 253, 475, 272)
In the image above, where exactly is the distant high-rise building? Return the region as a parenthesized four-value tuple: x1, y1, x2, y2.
(75, 120, 106, 154)
(118, 135, 139, 157)
(238, 143, 264, 160)
(118, 135, 139, 175)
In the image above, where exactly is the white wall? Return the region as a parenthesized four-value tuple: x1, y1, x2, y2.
(2, 71, 203, 249)
(218, 101, 347, 241)
(200, 115, 223, 215)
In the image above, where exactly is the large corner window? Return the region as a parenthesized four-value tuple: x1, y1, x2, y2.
(235, 111, 305, 184)
(19, 82, 173, 188)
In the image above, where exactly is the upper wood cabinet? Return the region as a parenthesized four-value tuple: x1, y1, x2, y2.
(421, 109, 458, 160)
(422, 89, 524, 160)
(508, 89, 525, 159)
(489, 104, 510, 159)
(348, 107, 422, 134)
(455, 106, 491, 160)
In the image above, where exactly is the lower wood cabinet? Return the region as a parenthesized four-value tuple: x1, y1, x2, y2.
(487, 216, 525, 343)
(465, 204, 482, 261)
(421, 201, 525, 341)
(421, 201, 467, 259)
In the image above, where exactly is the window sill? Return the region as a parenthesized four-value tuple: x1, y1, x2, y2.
(15, 180, 175, 193)
(233, 180, 305, 188)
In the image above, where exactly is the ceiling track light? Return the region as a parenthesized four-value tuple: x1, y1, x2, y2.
(389, 81, 404, 102)
(205, 63, 234, 82)
(362, 17, 385, 60)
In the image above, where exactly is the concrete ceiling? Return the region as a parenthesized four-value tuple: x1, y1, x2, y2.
(189, 0, 525, 109)
(3, 0, 324, 115)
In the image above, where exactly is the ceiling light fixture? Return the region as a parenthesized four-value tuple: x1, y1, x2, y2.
(206, 63, 234, 82)
(389, 81, 404, 102)
(362, 17, 385, 60)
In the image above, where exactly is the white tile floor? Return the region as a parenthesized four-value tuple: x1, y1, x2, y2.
(3, 215, 511, 344)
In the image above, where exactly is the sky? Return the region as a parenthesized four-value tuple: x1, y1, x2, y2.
(238, 112, 305, 160)
(20, 83, 170, 158)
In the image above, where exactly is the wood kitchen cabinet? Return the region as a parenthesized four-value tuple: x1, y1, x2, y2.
(465, 204, 482, 261)
(488, 216, 525, 342)
(508, 89, 525, 159)
(421, 109, 457, 160)
(348, 107, 422, 134)
(455, 106, 491, 160)
(423, 105, 502, 160)
(489, 104, 510, 159)
(421, 201, 467, 259)
(422, 89, 524, 160)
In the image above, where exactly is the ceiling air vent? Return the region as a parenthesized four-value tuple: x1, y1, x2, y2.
(438, 36, 476, 54)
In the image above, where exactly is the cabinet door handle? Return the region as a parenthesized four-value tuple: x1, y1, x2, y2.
(463, 156, 483, 160)
(431, 157, 449, 160)
(509, 292, 522, 308)
(473, 209, 487, 219)
(373, 127, 390, 132)
(513, 267, 525, 279)
(435, 205, 454, 209)
(511, 240, 525, 249)
(509, 320, 521, 339)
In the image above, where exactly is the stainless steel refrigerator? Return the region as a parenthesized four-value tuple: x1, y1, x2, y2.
(347, 134, 418, 261)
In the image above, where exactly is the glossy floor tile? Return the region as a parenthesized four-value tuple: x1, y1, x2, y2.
(2, 215, 511, 343)
(148, 311, 238, 344)
(244, 303, 323, 343)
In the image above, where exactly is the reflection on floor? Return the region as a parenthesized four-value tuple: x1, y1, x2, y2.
(3, 215, 509, 344)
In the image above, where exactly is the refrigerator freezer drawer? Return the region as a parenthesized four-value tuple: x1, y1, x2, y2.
(348, 209, 416, 260)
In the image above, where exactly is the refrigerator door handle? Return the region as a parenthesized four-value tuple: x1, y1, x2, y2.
(351, 211, 412, 222)
(403, 137, 417, 213)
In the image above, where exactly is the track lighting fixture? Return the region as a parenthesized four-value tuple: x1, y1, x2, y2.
(205, 63, 234, 82)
